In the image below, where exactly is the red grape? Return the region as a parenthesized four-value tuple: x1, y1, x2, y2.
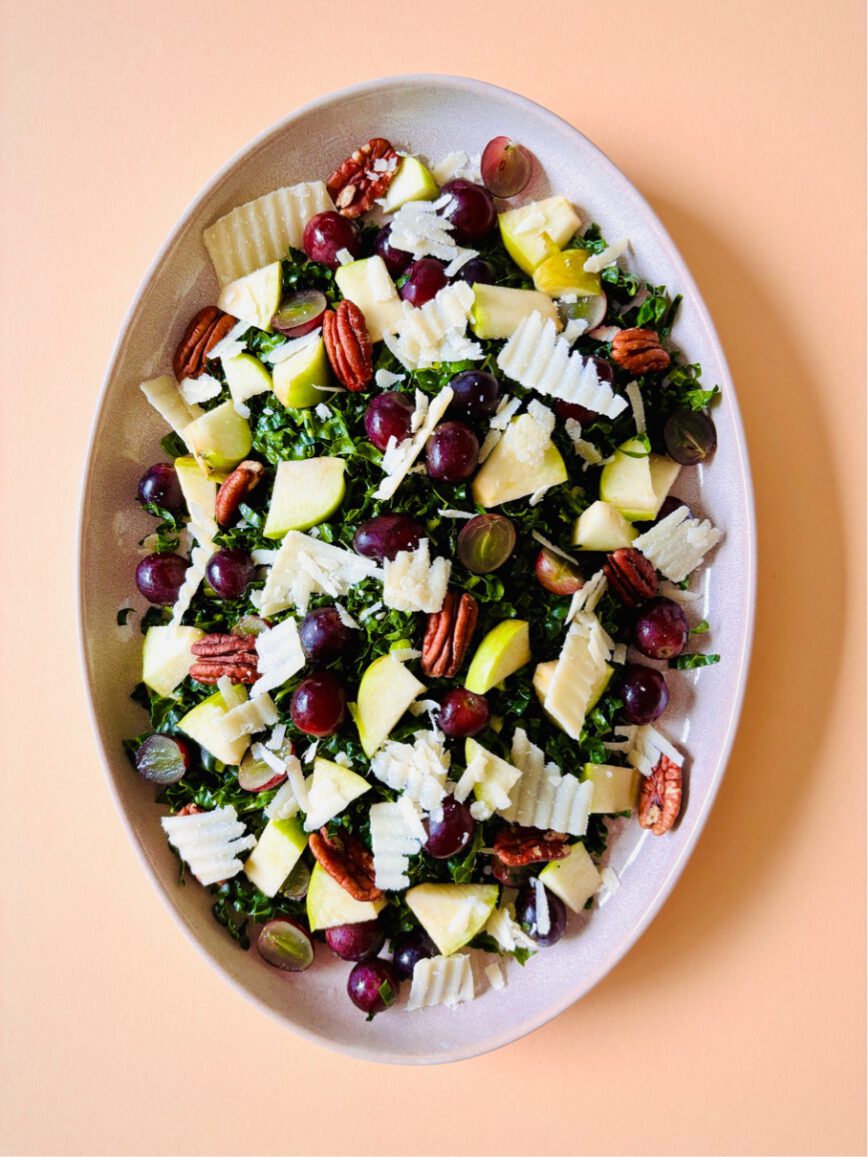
(554, 400, 597, 425)
(325, 920, 385, 962)
(135, 734, 191, 785)
(620, 664, 670, 725)
(346, 958, 400, 1015)
(651, 495, 691, 526)
(664, 410, 718, 465)
(391, 928, 436, 979)
(423, 798, 476, 859)
(364, 391, 415, 450)
(271, 289, 327, 337)
(452, 257, 496, 287)
(299, 606, 352, 663)
(491, 859, 531, 888)
(426, 422, 479, 482)
(400, 258, 447, 306)
(135, 553, 190, 604)
(515, 883, 567, 947)
(256, 919, 314, 971)
(447, 370, 502, 421)
(303, 211, 362, 270)
(559, 294, 608, 333)
(633, 598, 690, 660)
(374, 225, 412, 278)
(481, 136, 533, 198)
(534, 548, 584, 596)
(353, 514, 425, 562)
(137, 463, 184, 516)
(440, 179, 496, 244)
(206, 549, 255, 600)
(290, 672, 346, 737)
(456, 514, 516, 573)
(437, 689, 490, 738)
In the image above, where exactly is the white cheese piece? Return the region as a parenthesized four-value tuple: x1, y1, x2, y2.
(625, 380, 646, 434)
(259, 532, 382, 616)
(334, 603, 360, 629)
(265, 723, 287, 751)
(369, 801, 424, 890)
(633, 507, 723, 582)
(600, 866, 621, 893)
(431, 150, 480, 185)
(485, 960, 506, 991)
(358, 600, 383, 621)
(407, 954, 475, 1011)
(217, 692, 278, 742)
(583, 238, 630, 273)
(388, 194, 459, 260)
(589, 324, 621, 343)
(528, 487, 550, 506)
(314, 403, 332, 421)
(263, 778, 300, 822)
(161, 805, 255, 886)
(617, 723, 683, 776)
(382, 539, 451, 613)
(564, 417, 605, 467)
(369, 729, 450, 814)
(497, 311, 627, 419)
(544, 613, 613, 740)
(179, 374, 223, 405)
(454, 744, 522, 820)
(170, 545, 210, 626)
(140, 375, 203, 436)
(612, 643, 628, 665)
(437, 508, 475, 520)
(488, 395, 522, 430)
(373, 386, 454, 501)
(659, 580, 703, 605)
(563, 317, 588, 345)
(335, 247, 354, 265)
(502, 729, 594, 836)
(533, 878, 551, 936)
(203, 318, 250, 365)
(485, 906, 536, 953)
(443, 248, 478, 276)
(302, 740, 319, 765)
(531, 531, 580, 565)
(387, 282, 481, 370)
(252, 617, 305, 697)
(375, 368, 405, 390)
(566, 569, 608, 623)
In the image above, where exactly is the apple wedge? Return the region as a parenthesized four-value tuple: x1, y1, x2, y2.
(182, 401, 252, 472)
(405, 883, 498, 956)
(380, 156, 439, 213)
(217, 261, 282, 331)
(263, 457, 346, 538)
(470, 284, 559, 340)
(351, 654, 427, 757)
(539, 843, 602, 913)
(497, 196, 582, 275)
(572, 500, 639, 551)
(303, 757, 371, 830)
(335, 256, 403, 342)
(473, 416, 567, 508)
(142, 625, 204, 699)
(222, 352, 272, 408)
(272, 336, 330, 408)
(582, 763, 639, 814)
(307, 863, 385, 931)
(244, 817, 307, 897)
(178, 686, 250, 766)
(464, 620, 531, 695)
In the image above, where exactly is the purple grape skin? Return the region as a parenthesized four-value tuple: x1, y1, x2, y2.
(298, 607, 352, 663)
(452, 257, 496, 286)
(205, 549, 255, 600)
(135, 553, 190, 604)
(346, 958, 401, 1015)
(664, 409, 718, 465)
(325, 920, 385, 962)
(491, 859, 532, 888)
(426, 422, 479, 482)
(633, 597, 690, 660)
(374, 225, 412, 278)
(423, 797, 476, 859)
(137, 463, 185, 516)
(515, 884, 567, 947)
(447, 370, 502, 422)
(440, 179, 497, 244)
(437, 689, 490, 738)
(364, 392, 415, 451)
(400, 258, 447, 306)
(391, 928, 437, 979)
(620, 663, 670, 725)
(652, 495, 691, 525)
(353, 514, 425, 562)
(290, 672, 346, 737)
(302, 211, 362, 270)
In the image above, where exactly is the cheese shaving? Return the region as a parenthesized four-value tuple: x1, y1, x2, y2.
(583, 237, 630, 273)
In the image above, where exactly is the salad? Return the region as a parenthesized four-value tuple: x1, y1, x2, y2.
(125, 134, 722, 1018)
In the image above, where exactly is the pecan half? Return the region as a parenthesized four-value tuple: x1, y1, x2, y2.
(215, 460, 265, 526)
(604, 547, 657, 607)
(322, 301, 373, 391)
(611, 328, 671, 374)
(493, 825, 570, 867)
(309, 828, 382, 902)
(638, 754, 683, 835)
(173, 306, 236, 380)
(189, 633, 258, 685)
(421, 590, 479, 678)
(176, 803, 204, 817)
(327, 137, 399, 218)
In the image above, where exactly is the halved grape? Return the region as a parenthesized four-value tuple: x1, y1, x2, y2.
(457, 514, 516, 573)
(135, 734, 191, 785)
(232, 614, 271, 637)
(663, 410, 717, 465)
(238, 739, 292, 792)
(534, 548, 584, 596)
(559, 294, 607, 332)
(481, 136, 533, 198)
(256, 918, 315, 972)
(271, 289, 327, 337)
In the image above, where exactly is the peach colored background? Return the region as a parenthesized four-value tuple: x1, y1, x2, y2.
(1, 1, 865, 1154)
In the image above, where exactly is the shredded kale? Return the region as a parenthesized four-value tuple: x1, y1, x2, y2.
(670, 653, 720, 669)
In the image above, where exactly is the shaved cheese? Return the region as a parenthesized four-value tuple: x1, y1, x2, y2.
(370, 730, 450, 814)
(388, 194, 459, 260)
(259, 532, 382, 616)
(358, 600, 383, 621)
(263, 778, 300, 822)
(485, 906, 536, 953)
(600, 866, 621, 893)
(373, 386, 454, 501)
(589, 324, 621, 342)
(407, 955, 475, 1011)
(387, 282, 481, 370)
(170, 545, 210, 626)
(437, 508, 475, 520)
(335, 247, 354, 265)
(374, 368, 405, 390)
(161, 805, 255, 886)
(531, 531, 580, 565)
(485, 960, 506, 991)
(567, 569, 608, 623)
(370, 801, 424, 890)
(431, 150, 480, 184)
(140, 375, 202, 436)
(634, 507, 722, 582)
(612, 643, 628, 665)
(444, 248, 478, 277)
(382, 539, 451, 613)
(659, 580, 703, 604)
(489, 395, 522, 430)
(583, 238, 629, 273)
(544, 613, 612, 739)
(334, 603, 359, 629)
(533, 878, 551, 936)
(252, 617, 305, 697)
(563, 317, 588, 345)
(218, 692, 278, 742)
(477, 428, 502, 463)
(625, 380, 646, 434)
(265, 723, 287, 751)
(454, 744, 521, 820)
(302, 740, 319, 765)
(314, 403, 332, 420)
(564, 416, 605, 466)
(502, 729, 593, 836)
(617, 724, 683, 776)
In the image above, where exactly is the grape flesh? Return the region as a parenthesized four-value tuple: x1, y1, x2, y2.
(436, 689, 490, 738)
(290, 672, 346, 737)
(456, 514, 516, 573)
(256, 919, 314, 972)
(426, 422, 479, 482)
(664, 409, 718, 465)
(137, 463, 184, 516)
(391, 928, 436, 979)
(325, 920, 385, 962)
(374, 225, 412, 277)
(423, 797, 476, 859)
(135, 734, 191, 785)
(447, 370, 501, 422)
(206, 549, 255, 600)
(302, 211, 362, 270)
(271, 289, 327, 337)
(534, 548, 584, 596)
(353, 514, 425, 562)
(135, 553, 189, 604)
(515, 884, 567, 947)
(452, 257, 496, 287)
(440, 179, 496, 244)
(633, 597, 690, 660)
(346, 959, 401, 1015)
(364, 391, 415, 450)
(559, 294, 607, 332)
(620, 664, 670, 725)
(238, 741, 291, 792)
(481, 136, 533, 198)
(400, 258, 447, 306)
(299, 606, 352, 663)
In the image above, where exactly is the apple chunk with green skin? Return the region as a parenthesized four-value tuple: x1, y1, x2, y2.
(472, 417, 568, 508)
(244, 816, 307, 897)
(307, 862, 386, 931)
(303, 757, 371, 831)
(582, 763, 639, 814)
(178, 687, 250, 766)
(405, 884, 499, 956)
(222, 352, 272, 408)
(539, 843, 602, 913)
(263, 457, 346, 538)
(600, 438, 681, 521)
(351, 654, 426, 757)
(182, 401, 252, 472)
(335, 256, 403, 342)
(470, 284, 559, 340)
(272, 337, 330, 408)
(217, 261, 281, 330)
(381, 155, 439, 213)
(572, 500, 638, 551)
(465, 620, 531, 695)
(142, 625, 204, 698)
(497, 196, 583, 275)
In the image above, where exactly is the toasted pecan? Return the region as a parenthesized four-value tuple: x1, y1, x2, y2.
(611, 328, 671, 375)
(309, 828, 382, 902)
(493, 826, 571, 867)
(421, 591, 478, 678)
(215, 460, 265, 526)
(322, 301, 373, 391)
(327, 137, 400, 218)
(638, 754, 683, 835)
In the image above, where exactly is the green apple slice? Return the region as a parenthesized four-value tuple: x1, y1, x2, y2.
(223, 352, 272, 408)
(243, 816, 307, 897)
(532, 248, 602, 297)
(497, 196, 583, 275)
(178, 687, 250, 766)
(217, 261, 282, 330)
(351, 654, 427, 757)
(405, 883, 499, 956)
(572, 500, 639, 551)
(470, 284, 559, 340)
(263, 457, 346, 538)
(307, 862, 386, 931)
(539, 843, 602, 913)
(303, 757, 370, 830)
(465, 620, 531, 695)
(182, 401, 252, 472)
(380, 156, 439, 213)
(472, 420, 568, 508)
(272, 336, 330, 408)
(600, 438, 682, 522)
(142, 625, 204, 698)
(335, 256, 403, 342)
(582, 763, 639, 814)
(648, 455, 681, 516)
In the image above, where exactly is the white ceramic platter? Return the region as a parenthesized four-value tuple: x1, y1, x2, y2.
(79, 75, 755, 1064)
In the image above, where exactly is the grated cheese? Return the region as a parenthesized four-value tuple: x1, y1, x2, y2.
(374, 367, 405, 390)
(314, 403, 332, 421)
(583, 237, 630, 273)
(385, 282, 481, 370)
(161, 805, 255, 887)
(388, 194, 459, 261)
(485, 906, 536, 953)
(383, 539, 452, 613)
(407, 954, 475, 1011)
(633, 507, 722, 582)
